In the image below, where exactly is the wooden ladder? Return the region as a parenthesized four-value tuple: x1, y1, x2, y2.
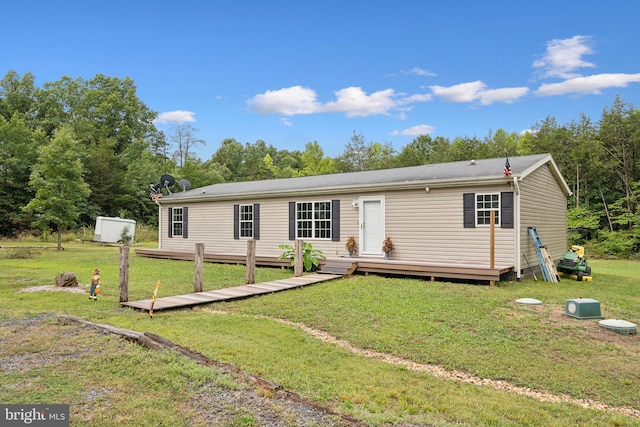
(318, 259, 357, 276)
(527, 227, 560, 283)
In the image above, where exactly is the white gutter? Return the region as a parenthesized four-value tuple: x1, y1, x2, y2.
(513, 175, 522, 280)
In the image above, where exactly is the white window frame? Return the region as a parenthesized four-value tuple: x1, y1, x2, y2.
(296, 201, 332, 240)
(476, 193, 500, 226)
(172, 207, 184, 236)
(239, 204, 253, 239)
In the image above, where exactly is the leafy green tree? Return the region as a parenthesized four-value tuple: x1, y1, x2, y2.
(34, 75, 157, 219)
(22, 127, 90, 249)
(0, 71, 37, 124)
(176, 158, 225, 189)
(121, 139, 169, 224)
(597, 96, 640, 225)
(395, 135, 436, 167)
(367, 142, 396, 170)
(149, 129, 170, 162)
(336, 131, 369, 172)
(209, 138, 245, 181)
(447, 136, 488, 161)
(0, 115, 44, 236)
(296, 141, 335, 176)
(241, 140, 280, 180)
(485, 128, 521, 158)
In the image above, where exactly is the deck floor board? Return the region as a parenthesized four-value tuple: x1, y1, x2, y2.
(120, 273, 341, 312)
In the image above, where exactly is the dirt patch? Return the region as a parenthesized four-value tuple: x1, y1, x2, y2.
(529, 303, 639, 351)
(0, 315, 357, 426)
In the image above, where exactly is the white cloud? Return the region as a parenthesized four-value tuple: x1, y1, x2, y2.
(323, 87, 397, 117)
(533, 35, 595, 79)
(154, 110, 196, 124)
(248, 86, 321, 115)
(280, 117, 294, 126)
(479, 87, 530, 105)
(398, 93, 433, 104)
(430, 81, 487, 102)
(406, 67, 438, 77)
(248, 86, 432, 118)
(430, 81, 528, 105)
(390, 125, 436, 136)
(535, 73, 640, 96)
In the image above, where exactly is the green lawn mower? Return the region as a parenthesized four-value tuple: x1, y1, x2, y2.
(557, 245, 593, 281)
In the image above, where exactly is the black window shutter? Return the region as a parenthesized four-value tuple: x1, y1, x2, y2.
(463, 193, 475, 228)
(288, 202, 296, 240)
(168, 207, 173, 238)
(253, 203, 260, 240)
(501, 192, 514, 228)
(233, 204, 240, 240)
(331, 199, 340, 241)
(182, 206, 189, 238)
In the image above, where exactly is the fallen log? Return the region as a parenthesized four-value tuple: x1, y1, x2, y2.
(57, 314, 364, 426)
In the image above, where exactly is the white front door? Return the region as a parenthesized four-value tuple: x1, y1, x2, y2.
(360, 197, 384, 255)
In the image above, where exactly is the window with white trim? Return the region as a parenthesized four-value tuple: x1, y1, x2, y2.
(296, 201, 332, 239)
(239, 204, 253, 238)
(172, 207, 184, 236)
(476, 193, 500, 225)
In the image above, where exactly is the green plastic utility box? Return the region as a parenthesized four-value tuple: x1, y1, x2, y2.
(564, 298, 604, 319)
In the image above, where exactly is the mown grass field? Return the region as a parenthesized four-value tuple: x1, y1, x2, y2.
(1, 242, 639, 426)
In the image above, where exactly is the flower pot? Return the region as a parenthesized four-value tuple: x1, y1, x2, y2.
(384, 251, 390, 260)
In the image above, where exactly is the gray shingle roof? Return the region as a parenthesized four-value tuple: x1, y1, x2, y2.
(161, 153, 558, 202)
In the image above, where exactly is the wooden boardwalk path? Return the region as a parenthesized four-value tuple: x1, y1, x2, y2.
(120, 273, 342, 313)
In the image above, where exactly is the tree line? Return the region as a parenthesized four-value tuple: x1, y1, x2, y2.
(1, 71, 638, 255)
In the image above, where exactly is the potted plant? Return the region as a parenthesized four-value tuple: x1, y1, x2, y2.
(382, 236, 393, 260)
(345, 236, 357, 257)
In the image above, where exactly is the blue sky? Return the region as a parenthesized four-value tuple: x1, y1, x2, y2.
(4, 1, 640, 159)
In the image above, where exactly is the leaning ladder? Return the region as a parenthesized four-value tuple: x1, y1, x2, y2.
(527, 227, 560, 283)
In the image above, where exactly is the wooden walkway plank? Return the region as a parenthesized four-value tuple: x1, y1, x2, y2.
(120, 273, 343, 313)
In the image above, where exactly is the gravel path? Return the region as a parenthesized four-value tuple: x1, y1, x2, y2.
(203, 308, 640, 420)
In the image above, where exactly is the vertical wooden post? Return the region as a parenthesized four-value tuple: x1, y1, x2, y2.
(294, 239, 303, 277)
(246, 239, 256, 284)
(490, 210, 495, 287)
(194, 243, 204, 292)
(119, 246, 129, 302)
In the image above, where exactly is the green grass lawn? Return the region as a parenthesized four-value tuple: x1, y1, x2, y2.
(1, 242, 639, 426)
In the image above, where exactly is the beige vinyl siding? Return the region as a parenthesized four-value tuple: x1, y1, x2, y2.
(161, 196, 362, 257)
(519, 164, 568, 266)
(161, 185, 517, 268)
(379, 184, 515, 267)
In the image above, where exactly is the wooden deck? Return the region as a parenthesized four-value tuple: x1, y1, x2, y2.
(135, 248, 514, 284)
(121, 273, 342, 312)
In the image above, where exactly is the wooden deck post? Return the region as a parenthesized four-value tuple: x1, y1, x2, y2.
(294, 239, 303, 277)
(490, 210, 495, 287)
(119, 246, 129, 302)
(194, 243, 204, 292)
(246, 239, 256, 284)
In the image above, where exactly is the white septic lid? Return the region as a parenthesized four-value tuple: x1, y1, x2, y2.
(516, 298, 542, 305)
(598, 319, 637, 334)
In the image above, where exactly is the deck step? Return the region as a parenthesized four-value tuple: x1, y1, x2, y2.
(318, 259, 357, 276)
